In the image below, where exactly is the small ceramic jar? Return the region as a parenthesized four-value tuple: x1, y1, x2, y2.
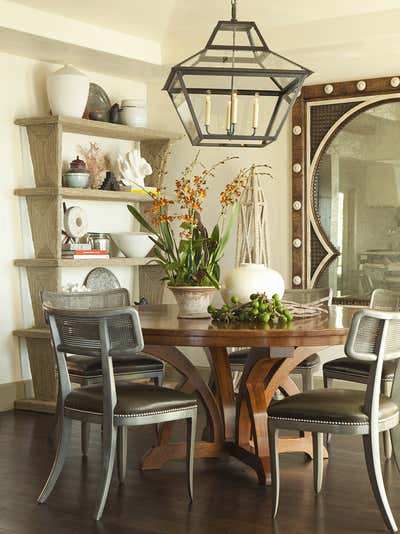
(63, 156, 90, 188)
(120, 99, 147, 127)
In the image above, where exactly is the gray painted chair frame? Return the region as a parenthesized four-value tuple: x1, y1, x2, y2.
(323, 289, 400, 458)
(38, 304, 197, 520)
(284, 288, 333, 390)
(268, 309, 400, 532)
(41, 289, 164, 456)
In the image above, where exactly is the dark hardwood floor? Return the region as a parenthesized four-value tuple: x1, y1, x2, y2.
(0, 410, 398, 534)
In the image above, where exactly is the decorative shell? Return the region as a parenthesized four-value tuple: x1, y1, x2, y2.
(324, 84, 334, 95)
(293, 200, 302, 211)
(292, 125, 302, 136)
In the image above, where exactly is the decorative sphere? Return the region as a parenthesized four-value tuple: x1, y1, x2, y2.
(221, 263, 285, 305)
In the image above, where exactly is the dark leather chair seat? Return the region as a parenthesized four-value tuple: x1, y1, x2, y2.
(229, 349, 320, 369)
(268, 388, 398, 426)
(296, 353, 320, 369)
(65, 382, 197, 417)
(67, 353, 164, 377)
(323, 357, 396, 382)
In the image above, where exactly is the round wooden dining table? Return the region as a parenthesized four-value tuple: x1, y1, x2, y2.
(138, 304, 356, 484)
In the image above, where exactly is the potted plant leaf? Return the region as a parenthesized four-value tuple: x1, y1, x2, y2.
(128, 153, 251, 318)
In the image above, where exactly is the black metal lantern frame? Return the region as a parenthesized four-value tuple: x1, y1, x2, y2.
(163, 0, 312, 148)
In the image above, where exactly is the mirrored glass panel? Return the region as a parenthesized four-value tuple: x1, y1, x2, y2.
(314, 100, 400, 298)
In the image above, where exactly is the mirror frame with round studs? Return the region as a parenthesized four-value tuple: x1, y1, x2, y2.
(291, 75, 400, 304)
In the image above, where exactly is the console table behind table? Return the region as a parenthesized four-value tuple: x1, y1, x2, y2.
(139, 304, 354, 484)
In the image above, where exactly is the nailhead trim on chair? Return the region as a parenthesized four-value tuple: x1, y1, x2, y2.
(65, 405, 197, 418)
(268, 414, 398, 426)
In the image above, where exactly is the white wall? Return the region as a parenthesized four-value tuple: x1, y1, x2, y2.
(0, 51, 146, 388)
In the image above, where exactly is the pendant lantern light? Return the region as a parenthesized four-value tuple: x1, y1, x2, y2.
(163, 0, 312, 148)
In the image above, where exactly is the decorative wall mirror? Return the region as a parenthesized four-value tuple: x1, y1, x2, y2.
(291, 75, 400, 304)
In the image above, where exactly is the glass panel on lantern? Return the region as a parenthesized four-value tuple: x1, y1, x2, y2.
(182, 49, 267, 70)
(247, 25, 266, 48)
(270, 75, 302, 92)
(181, 73, 232, 138)
(258, 49, 307, 72)
(170, 77, 199, 143)
(180, 72, 282, 141)
(208, 21, 263, 48)
(267, 87, 299, 139)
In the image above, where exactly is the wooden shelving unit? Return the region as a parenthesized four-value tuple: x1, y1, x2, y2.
(15, 187, 172, 203)
(14, 115, 180, 413)
(15, 257, 158, 267)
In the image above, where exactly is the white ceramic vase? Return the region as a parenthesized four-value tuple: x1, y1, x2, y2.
(221, 263, 285, 304)
(169, 286, 217, 319)
(47, 64, 89, 118)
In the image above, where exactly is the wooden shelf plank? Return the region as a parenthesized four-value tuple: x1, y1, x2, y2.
(14, 328, 50, 339)
(14, 187, 171, 202)
(15, 116, 181, 142)
(15, 257, 158, 267)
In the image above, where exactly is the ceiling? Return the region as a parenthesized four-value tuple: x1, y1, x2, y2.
(5, 0, 400, 84)
(10, 0, 400, 56)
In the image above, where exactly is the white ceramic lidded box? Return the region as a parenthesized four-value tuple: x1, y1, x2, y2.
(120, 99, 147, 127)
(47, 64, 89, 118)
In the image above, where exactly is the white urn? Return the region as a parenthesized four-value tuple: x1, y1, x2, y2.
(47, 64, 89, 118)
(221, 263, 285, 304)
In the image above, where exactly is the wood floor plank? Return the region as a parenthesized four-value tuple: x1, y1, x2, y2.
(0, 411, 398, 533)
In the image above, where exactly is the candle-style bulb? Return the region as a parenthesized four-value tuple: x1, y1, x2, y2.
(231, 91, 238, 124)
(253, 92, 260, 129)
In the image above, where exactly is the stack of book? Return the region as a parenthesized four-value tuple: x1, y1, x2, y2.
(62, 243, 110, 260)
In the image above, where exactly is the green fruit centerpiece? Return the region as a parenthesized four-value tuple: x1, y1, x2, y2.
(208, 293, 293, 324)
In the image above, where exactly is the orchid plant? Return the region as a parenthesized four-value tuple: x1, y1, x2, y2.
(128, 153, 269, 288)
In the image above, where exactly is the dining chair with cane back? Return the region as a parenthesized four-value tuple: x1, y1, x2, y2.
(38, 303, 198, 520)
(268, 308, 400, 532)
(41, 289, 165, 456)
(323, 288, 400, 458)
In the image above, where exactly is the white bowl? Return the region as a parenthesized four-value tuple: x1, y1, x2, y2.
(110, 232, 157, 258)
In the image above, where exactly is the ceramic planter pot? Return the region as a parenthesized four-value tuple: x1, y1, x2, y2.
(221, 263, 285, 304)
(47, 64, 89, 118)
(168, 286, 217, 318)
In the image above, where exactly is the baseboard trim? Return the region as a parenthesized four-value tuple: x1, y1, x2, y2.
(0, 380, 33, 412)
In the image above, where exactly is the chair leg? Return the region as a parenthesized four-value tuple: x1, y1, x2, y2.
(38, 417, 72, 503)
(324, 375, 333, 444)
(268, 424, 280, 518)
(186, 412, 197, 502)
(382, 381, 393, 460)
(117, 426, 128, 484)
(363, 432, 398, 532)
(302, 369, 314, 392)
(81, 422, 90, 456)
(94, 425, 117, 521)
(312, 432, 324, 493)
(49, 385, 62, 442)
(390, 424, 400, 474)
(153, 370, 164, 387)
(232, 370, 242, 393)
